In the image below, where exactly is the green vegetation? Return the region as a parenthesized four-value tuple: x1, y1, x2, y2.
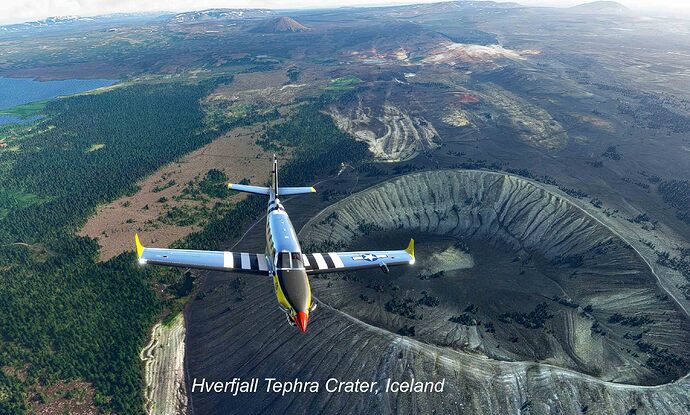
(0, 74, 370, 413)
(608, 313, 652, 327)
(199, 169, 229, 199)
(418, 291, 440, 307)
(203, 101, 279, 132)
(0, 188, 47, 220)
(448, 314, 481, 326)
(656, 248, 690, 299)
(601, 145, 621, 160)
(0, 78, 236, 242)
(499, 303, 553, 329)
(0, 100, 49, 118)
(287, 66, 301, 83)
(635, 339, 689, 379)
(397, 325, 416, 337)
(161, 205, 208, 227)
(161, 169, 232, 227)
(323, 75, 363, 91)
(658, 179, 690, 225)
(418, 270, 445, 280)
(0, 78, 239, 414)
(385, 295, 422, 320)
(152, 180, 176, 193)
(181, 98, 370, 251)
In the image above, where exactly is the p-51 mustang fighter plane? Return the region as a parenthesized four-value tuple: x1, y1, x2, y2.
(135, 156, 415, 332)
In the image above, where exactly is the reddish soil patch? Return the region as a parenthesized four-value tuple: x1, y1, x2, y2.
(457, 92, 480, 104)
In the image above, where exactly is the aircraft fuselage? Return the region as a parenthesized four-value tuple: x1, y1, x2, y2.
(265, 195, 311, 332)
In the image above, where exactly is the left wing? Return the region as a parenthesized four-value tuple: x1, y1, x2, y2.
(304, 239, 415, 274)
(135, 234, 269, 274)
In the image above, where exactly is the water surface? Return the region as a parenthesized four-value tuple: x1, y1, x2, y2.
(0, 77, 116, 125)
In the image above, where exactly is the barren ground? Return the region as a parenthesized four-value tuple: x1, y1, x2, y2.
(26, 379, 102, 415)
(79, 126, 272, 260)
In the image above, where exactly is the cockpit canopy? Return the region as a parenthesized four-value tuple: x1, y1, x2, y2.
(275, 251, 304, 270)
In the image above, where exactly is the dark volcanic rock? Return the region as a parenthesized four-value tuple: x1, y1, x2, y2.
(186, 170, 690, 415)
(300, 170, 690, 386)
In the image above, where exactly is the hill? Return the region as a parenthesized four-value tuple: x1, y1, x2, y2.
(169, 8, 273, 24)
(251, 16, 309, 33)
(569, 1, 630, 14)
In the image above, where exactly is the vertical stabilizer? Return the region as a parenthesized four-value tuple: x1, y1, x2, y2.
(272, 154, 279, 196)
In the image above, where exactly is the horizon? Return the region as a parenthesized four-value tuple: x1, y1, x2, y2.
(2, 0, 690, 26)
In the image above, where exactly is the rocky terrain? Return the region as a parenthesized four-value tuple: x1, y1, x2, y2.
(141, 314, 188, 415)
(480, 84, 568, 151)
(186, 170, 690, 415)
(300, 170, 690, 386)
(327, 100, 440, 162)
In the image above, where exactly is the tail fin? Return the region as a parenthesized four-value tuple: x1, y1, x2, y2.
(272, 154, 279, 196)
(228, 155, 316, 197)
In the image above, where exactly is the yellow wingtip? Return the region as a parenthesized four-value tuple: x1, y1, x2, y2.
(310, 186, 316, 193)
(135, 233, 144, 259)
(227, 183, 234, 189)
(405, 238, 415, 259)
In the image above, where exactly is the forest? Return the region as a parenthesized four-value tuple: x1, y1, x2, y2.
(0, 78, 370, 414)
(0, 78, 236, 414)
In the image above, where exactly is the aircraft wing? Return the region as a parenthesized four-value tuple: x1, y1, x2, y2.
(135, 234, 269, 274)
(304, 239, 415, 274)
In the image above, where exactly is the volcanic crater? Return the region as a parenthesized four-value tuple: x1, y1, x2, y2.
(299, 169, 690, 386)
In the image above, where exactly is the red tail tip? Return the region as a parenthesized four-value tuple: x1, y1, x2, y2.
(295, 312, 308, 332)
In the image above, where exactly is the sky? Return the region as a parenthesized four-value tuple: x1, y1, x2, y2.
(1, 0, 688, 25)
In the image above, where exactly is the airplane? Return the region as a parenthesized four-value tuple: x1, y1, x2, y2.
(134, 155, 415, 332)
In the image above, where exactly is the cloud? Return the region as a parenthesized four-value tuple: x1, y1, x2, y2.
(0, 0, 437, 24)
(1, 0, 689, 25)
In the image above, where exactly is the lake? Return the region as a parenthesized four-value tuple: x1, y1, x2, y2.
(0, 77, 117, 125)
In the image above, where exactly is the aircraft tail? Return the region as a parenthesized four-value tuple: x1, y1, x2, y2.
(277, 186, 316, 196)
(272, 154, 279, 196)
(227, 155, 316, 197)
(227, 183, 271, 195)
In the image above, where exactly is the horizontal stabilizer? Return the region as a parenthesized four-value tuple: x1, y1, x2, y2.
(228, 183, 271, 195)
(278, 186, 316, 196)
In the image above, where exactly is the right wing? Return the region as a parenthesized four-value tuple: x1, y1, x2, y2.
(135, 234, 269, 274)
(304, 239, 415, 274)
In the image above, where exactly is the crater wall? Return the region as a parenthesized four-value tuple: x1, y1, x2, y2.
(187, 170, 690, 415)
(299, 169, 690, 385)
